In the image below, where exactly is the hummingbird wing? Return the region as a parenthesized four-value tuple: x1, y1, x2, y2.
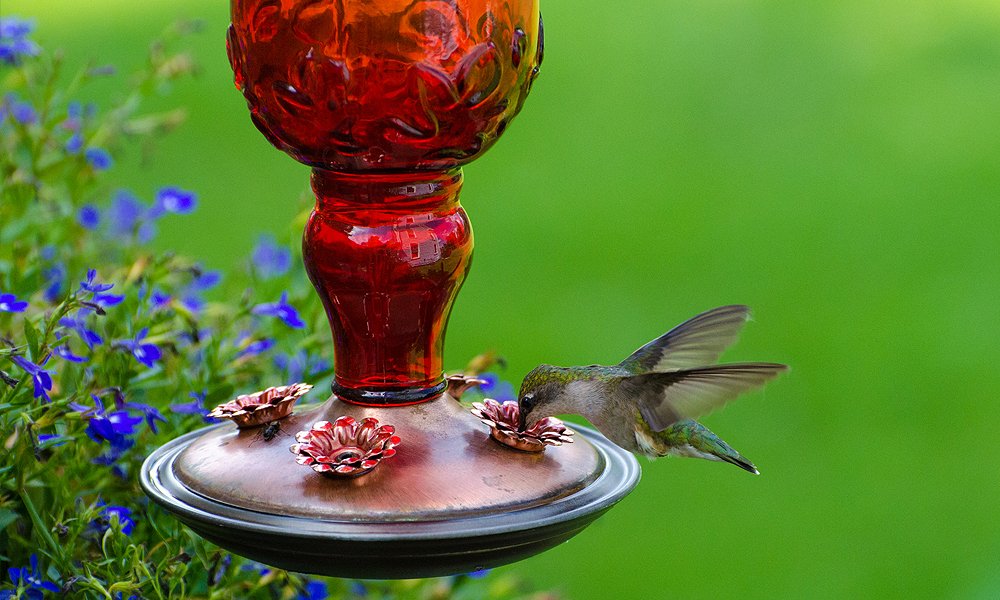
(618, 305, 751, 373)
(625, 363, 787, 432)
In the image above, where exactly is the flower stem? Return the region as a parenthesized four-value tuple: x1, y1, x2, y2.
(19, 486, 63, 562)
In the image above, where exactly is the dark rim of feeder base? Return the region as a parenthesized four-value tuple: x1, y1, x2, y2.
(140, 424, 640, 579)
(330, 380, 448, 406)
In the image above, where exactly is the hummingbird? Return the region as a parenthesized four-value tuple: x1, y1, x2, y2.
(517, 305, 787, 474)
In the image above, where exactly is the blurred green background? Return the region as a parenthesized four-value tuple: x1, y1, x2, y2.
(6, 0, 1000, 597)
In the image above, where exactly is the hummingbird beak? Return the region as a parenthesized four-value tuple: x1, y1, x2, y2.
(517, 407, 527, 432)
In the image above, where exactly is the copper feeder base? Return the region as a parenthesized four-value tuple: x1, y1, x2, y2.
(140, 394, 639, 579)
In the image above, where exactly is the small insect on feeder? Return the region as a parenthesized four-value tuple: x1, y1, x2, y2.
(141, 0, 638, 578)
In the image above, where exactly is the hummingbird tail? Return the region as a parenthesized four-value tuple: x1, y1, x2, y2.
(715, 452, 760, 475)
(659, 419, 760, 475)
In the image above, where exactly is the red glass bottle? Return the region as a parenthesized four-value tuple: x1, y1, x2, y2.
(228, 0, 543, 404)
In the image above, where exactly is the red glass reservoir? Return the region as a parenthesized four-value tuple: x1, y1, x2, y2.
(303, 170, 472, 403)
(228, 0, 542, 403)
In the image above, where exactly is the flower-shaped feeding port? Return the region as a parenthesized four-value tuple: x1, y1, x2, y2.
(291, 417, 400, 478)
(470, 399, 575, 453)
(207, 383, 312, 428)
(445, 374, 487, 400)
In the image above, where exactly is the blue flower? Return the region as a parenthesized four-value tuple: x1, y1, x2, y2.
(4, 554, 60, 599)
(296, 580, 328, 600)
(10, 355, 53, 402)
(138, 221, 156, 244)
(149, 288, 171, 309)
(0, 17, 40, 66)
(66, 101, 82, 121)
(78, 205, 100, 229)
(71, 395, 141, 449)
(109, 190, 145, 236)
(53, 343, 88, 363)
(94, 292, 124, 306)
(467, 568, 491, 579)
(176, 269, 220, 314)
(9, 100, 35, 124)
(80, 269, 114, 294)
(170, 391, 216, 422)
(77, 270, 124, 306)
(0, 292, 28, 313)
(239, 338, 275, 357)
(153, 186, 197, 215)
(181, 295, 204, 313)
(94, 501, 135, 536)
(273, 349, 329, 384)
(116, 328, 161, 368)
(478, 373, 516, 402)
(122, 400, 166, 434)
(59, 311, 102, 349)
(252, 235, 292, 279)
(189, 269, 220, 291)
(85, 147, 113, 171)
(252, 292, 305, 329)
(65, 131, 83, 154)
(42, 262, 66, 303)
(170, 394, 207, 417)
(0, 18, 34, 39)
(236, 333, 275, 358)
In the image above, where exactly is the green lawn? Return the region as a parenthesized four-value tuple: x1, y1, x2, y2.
(7, 0, 1000, 597)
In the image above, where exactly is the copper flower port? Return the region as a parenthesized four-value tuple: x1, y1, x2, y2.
(208, 383, 313, 428)
(470, 398, 575, 452)
(290, 416, 400, 478)
(445, 373, 487, 400)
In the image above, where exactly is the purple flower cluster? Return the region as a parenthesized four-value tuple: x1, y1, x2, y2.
(67, 391, 164, 478)
(273, 349, 330, 385)
(0, 17, 39, 66)
(77, 187, 197, 242)
(70, 395, 142, 451)
(1, 93, 36, 125)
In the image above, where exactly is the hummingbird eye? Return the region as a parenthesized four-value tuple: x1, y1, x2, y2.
(521, 393, 535, 408)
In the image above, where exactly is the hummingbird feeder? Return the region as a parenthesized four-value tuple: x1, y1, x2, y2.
(141, 0, 639, 578)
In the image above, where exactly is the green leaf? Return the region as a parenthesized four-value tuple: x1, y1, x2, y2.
(24, 319, 40, 359)
(0, 508, 20, 530)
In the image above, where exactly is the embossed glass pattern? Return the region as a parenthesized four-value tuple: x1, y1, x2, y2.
(228, 0, 543, 170)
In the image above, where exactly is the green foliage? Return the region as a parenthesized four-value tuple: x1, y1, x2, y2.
(0, 21, 555, 600)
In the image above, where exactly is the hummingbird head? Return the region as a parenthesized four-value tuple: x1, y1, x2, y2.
(517, 364, 574, 431)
